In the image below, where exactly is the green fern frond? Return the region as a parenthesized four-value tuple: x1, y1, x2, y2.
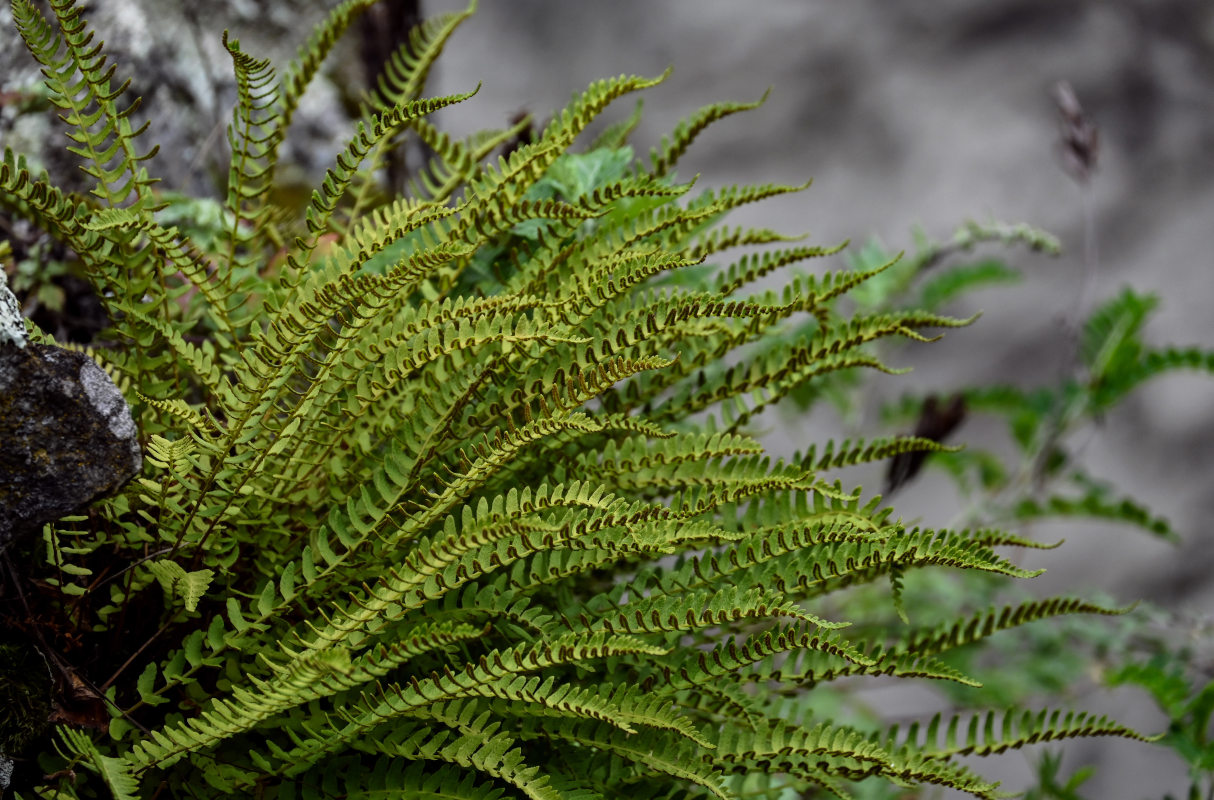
(886, 707, 1155, 758)
(371, 723, 563, 800)
(901, 597, 1127, 660)
(0, 148, 92, 269)
(1081, 287, 1157, 375)
(13, 0, 159, 207)
(713, 242, 851, 297)
(649, 90, 771, 177)
(534, 719, 732, 800)
(220, 30, 279, 276)
(915, 258, 1021, 311)
(266, 0, 378, 178)
(369, 0, 477, 110)
(802, 435, 955, 472)
(1014, 491, 1177, 540)
(289, 88, 479, 275)
(542, 70, 672, 149)
(144, 559, 214, 612)
(57, 728, 141, 800)
(1090, 344, 1214, 411)
(718, 718, 1001, 798)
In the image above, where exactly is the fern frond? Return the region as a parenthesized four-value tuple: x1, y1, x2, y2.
(372, 724, 563, 800)
(1091, 345, 1214, 411)
(534, 719, 731, 800)
(900, 597, 1126, 661)
(648, 90, 771, 177)
(126, 647, 355, 772)
(144, 559, 214, 612)
(0, 149, 90, 264)
(801, 435, 955, 472)
(13, 0, 159, 207)
(58, 728, 141, 800)
(1081, 287, 1157, 375)
(288, 88, 479, 277)
(541, 70, 671, 149)
(266, 0, 378, 177)
(713, 242, 851, 297)
(886, 707, 1155, 758)
(220, 31, 279, 277)
(1014, 491, 1177, 541)
(369, 0, 477, 110)
(718, 718, 1001, 799)
(267, 632, 668, 775)
(915, 258, 1021, 311)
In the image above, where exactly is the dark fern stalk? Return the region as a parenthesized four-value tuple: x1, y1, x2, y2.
(1026, 79, 1103, 491)
(0, 2, 1158, 799)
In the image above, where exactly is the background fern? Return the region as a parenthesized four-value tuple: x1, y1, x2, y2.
(0, 2, 1163, 798)
(786, 217, 1214, 796)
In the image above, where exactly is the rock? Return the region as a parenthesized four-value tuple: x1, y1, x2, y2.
(0, 343, 142, 550)
(0, 272, 24, 348)
(0, 0, 356, 199)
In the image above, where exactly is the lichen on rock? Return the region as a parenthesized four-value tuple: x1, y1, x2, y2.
(0, 271, 26, 349)
(0, 343, 142, 551)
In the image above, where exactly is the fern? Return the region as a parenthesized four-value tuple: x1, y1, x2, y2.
(12, 0, 159, 209)
(0, 3, 1156, 800)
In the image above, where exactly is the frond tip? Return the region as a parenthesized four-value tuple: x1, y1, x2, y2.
(886, 707, 1158, 758)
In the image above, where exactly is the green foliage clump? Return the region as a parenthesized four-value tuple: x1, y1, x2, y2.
(1108, 644, 1214, 797)
(813, 213, 1214, 797)
(0, 1, 1163, 798)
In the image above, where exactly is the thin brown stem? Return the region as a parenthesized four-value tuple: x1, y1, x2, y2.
(100, 619, 173, 692)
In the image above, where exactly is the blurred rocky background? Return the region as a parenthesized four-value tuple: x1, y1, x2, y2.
(3, 0, 1213, 795)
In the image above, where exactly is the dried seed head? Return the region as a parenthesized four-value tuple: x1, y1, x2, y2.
(1053, 80, 1099, 183)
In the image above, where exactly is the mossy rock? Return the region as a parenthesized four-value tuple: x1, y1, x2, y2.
(0, 638, 53, 755)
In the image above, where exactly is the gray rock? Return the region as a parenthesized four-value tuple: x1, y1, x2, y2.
(0, 0, 355, 198)
(0, 271, 24, 349)
(0, 344, 142, 550)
